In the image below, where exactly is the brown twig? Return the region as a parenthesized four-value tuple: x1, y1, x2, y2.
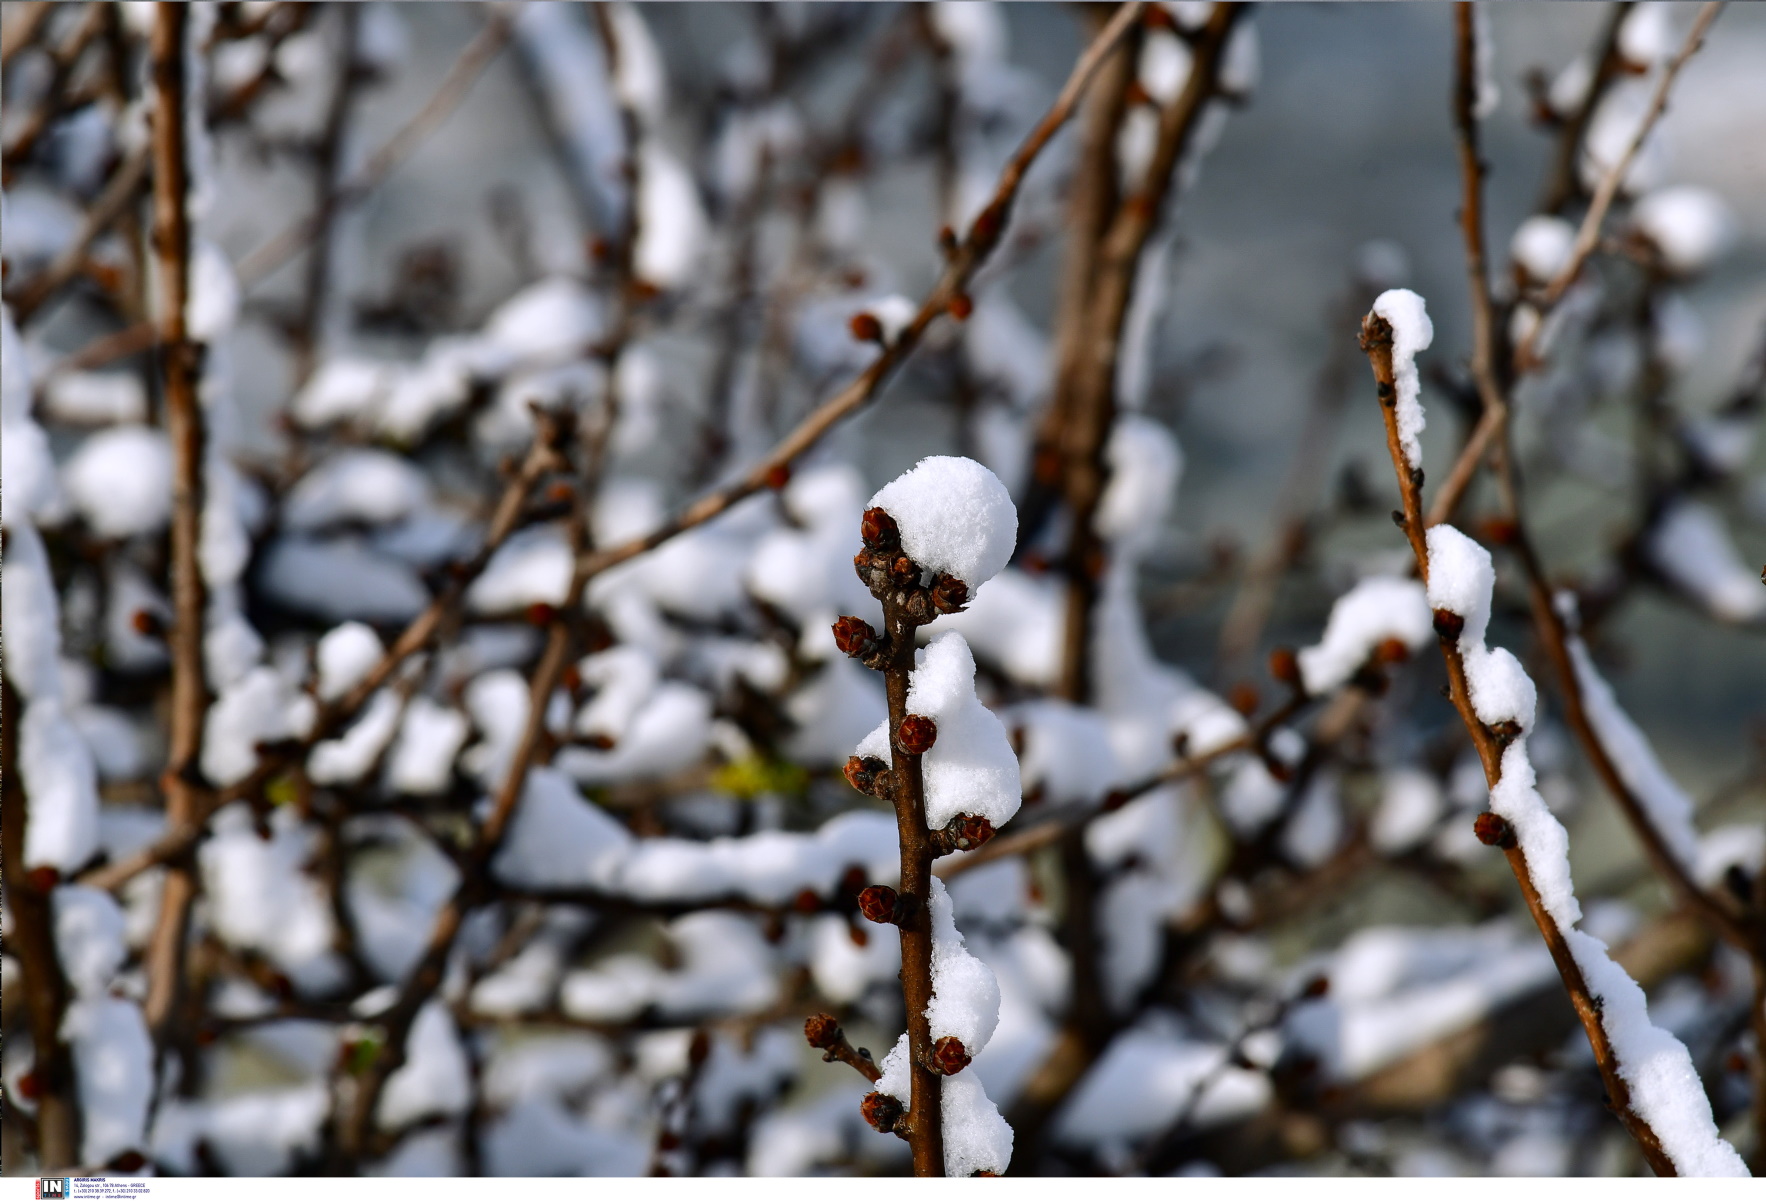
(0, 1, 54, 67)
(1362, 306, 1678, 1176)
(804, 1014, 883, 1084)
(1535, 3, 1633, 217)
(571, 0, 1148, 588)
(7, 143, 151, 322)
(290, 4, 363, 384)
(235, 8, 515, 287)
(140, 1, 207, 1061)
(1531, 3, 1724, 313)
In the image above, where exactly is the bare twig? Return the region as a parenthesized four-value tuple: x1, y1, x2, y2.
(1363, 307, 1678, 1176)
(1532, 3, 1724, 312)
(140, 1, 207, 1059)
(235, 8, 515, 286)
(6, 144, 151, 322)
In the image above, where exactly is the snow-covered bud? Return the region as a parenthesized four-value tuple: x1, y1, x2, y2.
(861, 1091, 904, 1133)
(861, 506, 901, 552)
(1473, 811, 1516, 849)
(832, 615, 881, 659)
(897, 714, 938, 755)
(843, 755, 890, 797)
(804, 1012, 842, 1050)
(1432, 608, 1466, 642)
(929, 572, 969, 615)
(1489, 718, 1523, 746)
(857, 884, 898, 924)
(931, 1036, 972, 1076)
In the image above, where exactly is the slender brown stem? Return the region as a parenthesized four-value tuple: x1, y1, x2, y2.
(1535, 2, 1633, 217)
(1531, 3, 1724, 313)
(141, 0, 206, 1057)
(291, 4, 362, 384)
(6, 144, 151, 322)
(236, 8, 514, 286)
(571, 1, 1148, 587)
(879, 591, 943, 1176)
(1056, 2, 1245, 704)
(0, 1, 54, 66)
(1362, 309, 1678, 1177)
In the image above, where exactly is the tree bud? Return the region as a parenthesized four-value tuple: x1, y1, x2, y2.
(898, 714, 938, 755)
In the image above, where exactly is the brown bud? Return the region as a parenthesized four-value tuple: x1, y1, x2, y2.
(804, 1013, 842, 1050)
(932, 1036, 972, 1075)
(583, 732, 617, 751)
(765, 462, 792, 490)
(688, 1029, 712, 1068)
(1143, 4, 1177, 31)
(930, 573, 969, 614)
(1390, 508, 1407, 529)
(898, 714, 938, 755)
(1228, 682, 1259, 717)
(27, 865, 60, 893)
(860, 507, 900, 552)
(1473, 811, 1516, 848)
(888, 555, 921, 587)
(832, 615, 881, 659)
(1489, 718, 1523, 745)
(526, 602, 557, 627)
(1481, 516, 1521, 546)
(861, 1091, 903, 1133)
(843, 755, 890, 797)
(839, 865, 869, 897)
(932, 813, 997, 856)
(1268, 647, 1300, 686)
(848, 922, 869, 947)
(544, 480, 574, 504)
(562, 665, 583, 693)
(1373, 637, 1410, 664)
(1124, 79, 1153, 108)
(857, 884, 899, 924)
(849, 312, 884, 343)
(938, 225, 959, 258)
(969, 200, 1005, 250)
(793, 888, 821, 914)
(131, 609, 165, 637)
(16, 1070, 43, 1101)
(947, 293, 974, 321)
(1432, 608, 1466, 641)
(954, 814, 995, 851)
(1301, 974, 1331, 999)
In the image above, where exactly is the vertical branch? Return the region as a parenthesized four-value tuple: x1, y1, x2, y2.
(1362, 312, 1680, 1177)
(1535, 1, 1632, 216)
(0, 679, 80, 1169)
(292, 3, 363, 383)
(878, 590, 944, 1177)
(141, 0, 207, 1053)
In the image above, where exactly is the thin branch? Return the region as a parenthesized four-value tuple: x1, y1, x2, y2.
(570, 1, 1148, 587)
(235, 8, 515, 287)
(1532, 2, 1724, 312)
(1363, 308, 1678, 1177)
(6, 143, 151, 322)
(140, 0, 207, 1059)
(1535, 2, 1634, 217)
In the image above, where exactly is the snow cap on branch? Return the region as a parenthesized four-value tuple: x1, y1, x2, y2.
(1296, 576, 1431, 695)
(855, 632, 1021, 830)
(1371, 288, 1433, 469)
(866, 456, 1017, 588)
